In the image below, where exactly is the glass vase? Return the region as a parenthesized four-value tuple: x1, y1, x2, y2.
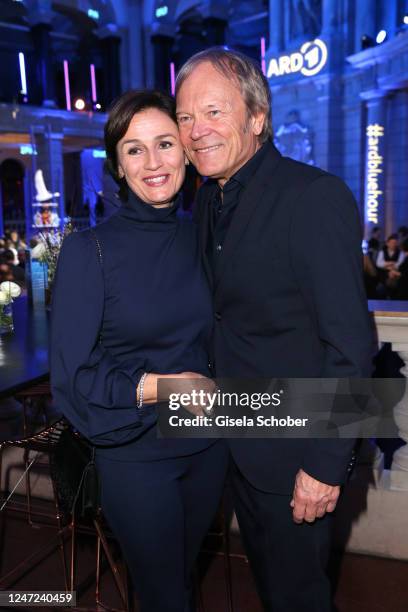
(0, 301, 14, 334)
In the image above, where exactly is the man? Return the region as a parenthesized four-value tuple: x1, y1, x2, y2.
(394, 238, 408, 299)
(176, 47, 372, 611)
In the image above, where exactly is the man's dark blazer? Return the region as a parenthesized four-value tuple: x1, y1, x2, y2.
(194, 141, 373, 494)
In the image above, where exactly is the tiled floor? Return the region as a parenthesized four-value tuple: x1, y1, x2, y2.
(0, 504, 407, 612)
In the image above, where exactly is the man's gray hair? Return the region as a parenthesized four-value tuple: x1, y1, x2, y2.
(176, 47, 272, 143)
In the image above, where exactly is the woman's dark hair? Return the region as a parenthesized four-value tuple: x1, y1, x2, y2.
(104, 89, 177, 200)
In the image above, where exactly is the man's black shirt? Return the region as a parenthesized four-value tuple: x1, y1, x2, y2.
(207, 142, 269, 272)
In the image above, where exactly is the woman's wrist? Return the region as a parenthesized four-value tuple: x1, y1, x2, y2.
(137, 372, 148, 408)
(136, 373, 163, 405)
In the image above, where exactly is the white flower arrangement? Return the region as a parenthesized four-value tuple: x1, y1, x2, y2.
(0, 281, 22, 300)
(0, 281, 21, 332)
(0, 291, 11, 306)
(0, 281, 22, 304)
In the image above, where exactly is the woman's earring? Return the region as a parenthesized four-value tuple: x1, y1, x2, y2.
(184, 157, 190, 166)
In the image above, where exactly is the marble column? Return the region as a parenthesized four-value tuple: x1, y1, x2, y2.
(354, 0, 376, 52)
(385, 89, 408, 233)
(142, 0, 157, 88)
(321, 0, 339, 36)
(30, 21, 56, 107)
(97, 24, 122, 107)
(34, 132, 65, 229)
(150, 23, 175, 93)
(202, 17, 226, 46)
(269, 0, 283, 55)
(126, 0, 145, 89)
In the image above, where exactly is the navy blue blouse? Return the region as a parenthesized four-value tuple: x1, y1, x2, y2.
(50, 192, 213, 458)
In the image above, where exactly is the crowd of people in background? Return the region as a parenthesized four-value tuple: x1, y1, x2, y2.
(364, 225, 408, 300)
(0, 230, 27, 287)
(2, 224, 408, 301)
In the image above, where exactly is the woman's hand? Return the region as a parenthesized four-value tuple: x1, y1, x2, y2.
(168, 372, 217, 416)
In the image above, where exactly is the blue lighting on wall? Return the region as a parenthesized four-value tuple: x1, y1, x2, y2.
(88, 9, 100, 20)
(92, 149, 106, 159)
(155, 6, 168, 18)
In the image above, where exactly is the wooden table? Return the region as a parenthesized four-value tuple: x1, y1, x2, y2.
(0, 296, 49, 399)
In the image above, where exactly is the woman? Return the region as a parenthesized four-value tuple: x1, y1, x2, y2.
(50, 90, 227, 612)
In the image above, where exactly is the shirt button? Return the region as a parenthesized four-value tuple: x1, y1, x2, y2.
(216, 244, 222, 252)
(215, 312, 222, 321)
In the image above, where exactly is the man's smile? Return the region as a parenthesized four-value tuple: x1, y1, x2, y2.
(194, 144, 223, 154)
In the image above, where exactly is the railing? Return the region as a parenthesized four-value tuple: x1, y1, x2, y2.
(333, 300, 408, 559)
(370, 301, 408, 491)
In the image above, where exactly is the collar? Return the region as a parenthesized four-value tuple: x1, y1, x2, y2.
(222, 141, 270, 194)
(117, 190, 181, 226)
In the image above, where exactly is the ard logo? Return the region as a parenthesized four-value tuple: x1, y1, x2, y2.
(267, 39, 328, 79)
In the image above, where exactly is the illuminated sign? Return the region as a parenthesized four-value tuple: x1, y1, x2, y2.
(365, 123, 385, 224)
(20, 145, 37, 156)
(87, 9, 100, 20)
(170, 62, 175, 96)
(92, 149, 106, 159)
(260, 37, 266, 76)
(90, 64, 97, 103)
(155, 6, 168, 18)
(267, 38, 328, 79)
(63, 59, 71, 111)
(18, 52, 27, 95)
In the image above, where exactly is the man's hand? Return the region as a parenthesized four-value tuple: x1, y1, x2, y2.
(290, 469, 340, 524)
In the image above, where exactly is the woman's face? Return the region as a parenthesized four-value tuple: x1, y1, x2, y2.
(116, 108, 186, 207)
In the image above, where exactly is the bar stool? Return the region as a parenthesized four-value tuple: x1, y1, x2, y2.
(0, 418, 70, 590)
(50, 424, 132, 612)
(14, 379, 54, 437)
(0, 419, 131, 611)
(13, 379, 55, 526)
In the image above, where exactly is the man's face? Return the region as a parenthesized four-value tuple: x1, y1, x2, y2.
(176, 62, 265, 186)
(387, 238, 398, 250)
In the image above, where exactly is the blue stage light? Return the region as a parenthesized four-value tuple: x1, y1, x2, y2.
(376, 30, 387, 44)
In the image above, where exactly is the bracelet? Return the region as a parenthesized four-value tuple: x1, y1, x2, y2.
(137, 372, 148, 409)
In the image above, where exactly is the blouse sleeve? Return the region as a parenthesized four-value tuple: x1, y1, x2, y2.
(50, 231, 146, 445)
